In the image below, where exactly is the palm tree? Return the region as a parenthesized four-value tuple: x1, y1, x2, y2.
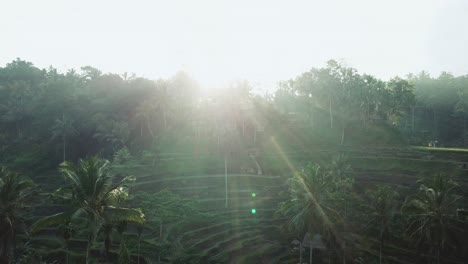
(1, 97, 27, 139)
(278, 162, 357, 263)
(51, 114, 77, 162)
(135, 99, 157, 139)
(278, 165, 340, 246)
(0, 81, 34, 139)
(328, 154, 353, 181)
(32, 157, 144, 263)
(326, 154, 354, 221)
(402, 173, 461, 264)
(93, 118, 130, 151)
(154, 81, 172, 131)
(362, 75, 385, 126)
(98, 222, 113, 261)
(56, 221, 74, 264)
(0, 167, 34, 264)
(454, 90, 468, 146)
(364, 185, 399, 264)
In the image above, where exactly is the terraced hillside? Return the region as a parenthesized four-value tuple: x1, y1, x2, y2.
(130, 146, 468, 263)
(128, 160, 289, 264)
(28, 146, 468, 263)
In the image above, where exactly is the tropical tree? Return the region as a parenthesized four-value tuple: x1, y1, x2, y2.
(0, 81, 34, 139)
(80, 66, 102, 81)
(361, 74, 386, 125)
(56, 221, 74, 264)
(387, 78, 415, 126)
(32, 157, 144, 263)
(0, 167, 34, 264)
(326, 154, 354, 220)
(277, 165, 341, 250)
(133, 190, 204, 262)
(274, 82, 298, 117)
(154, 79, 172, 131)
(327, 61, 366, 144)
(92, 115, 130, 151)
(278, 74, 314, 127)
(135, 99, 157, 139)
(328, 154, 353, 181)
(454, 88, 468, 146)
(402, 173, 462, 264)
(51, 114, 77, 162)
(363, 185, 399, 264)
(118, 240, 131, 264)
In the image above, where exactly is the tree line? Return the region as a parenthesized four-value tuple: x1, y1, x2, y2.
(274, 60, 468, 146)
(1, 58, 467, 172)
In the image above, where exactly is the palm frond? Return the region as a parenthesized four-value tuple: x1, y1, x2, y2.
(104, 207, 145, 224)
(32, 212, 73, 233)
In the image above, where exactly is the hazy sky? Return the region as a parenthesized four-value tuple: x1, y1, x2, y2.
(1, 0, 467, 92)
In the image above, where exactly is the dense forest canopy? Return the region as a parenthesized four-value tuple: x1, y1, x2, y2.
(1, 58, 468, 264)
(1, 58, 467, 171)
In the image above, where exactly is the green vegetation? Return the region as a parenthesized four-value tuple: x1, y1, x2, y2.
(0, 167, 34, 263)
(0, 59, 467, 263)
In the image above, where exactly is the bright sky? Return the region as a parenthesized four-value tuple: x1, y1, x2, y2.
(1, 0, 467, 92)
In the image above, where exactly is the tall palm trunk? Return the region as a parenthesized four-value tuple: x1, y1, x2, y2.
(146, 117, 155, 139)
(105, 236, 111, 261)
(341, 124, 345, 145)
(65, 239, 70, 264)
(253, 126, 257, 144)
(329, 97, 334, 129)
(16, 122, 22, 139)
(308, 99, 314, 127)
(13, 232, 17, 264)
(242, 120, 245, 136)
(135, 224, 143, 264)
(436, 242, 441, 264)
(224, 156, 228, 208)
(138, 237, 141, 264)
(379, 239, 383, 264)
(86, 233, 93, 264)
(0, 235, 10, 262)
(104, 224, 112, 261)
(366, 98, 370, 127)
(158, 223, 163, 263)
(0, 252, 8, 264)
(249, 154, 262, 175)
(463, 116, 467, 146)
(163, 108, 167, 130)
(299, 241, 303, 264)
(309, 246, 312, 264)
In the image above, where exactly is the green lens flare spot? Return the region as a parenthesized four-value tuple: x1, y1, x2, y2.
(251, 209, 256, 214)
(251, 193, 256, 198)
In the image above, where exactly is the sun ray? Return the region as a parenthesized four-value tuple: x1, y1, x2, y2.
(270, 136, 341, 244)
